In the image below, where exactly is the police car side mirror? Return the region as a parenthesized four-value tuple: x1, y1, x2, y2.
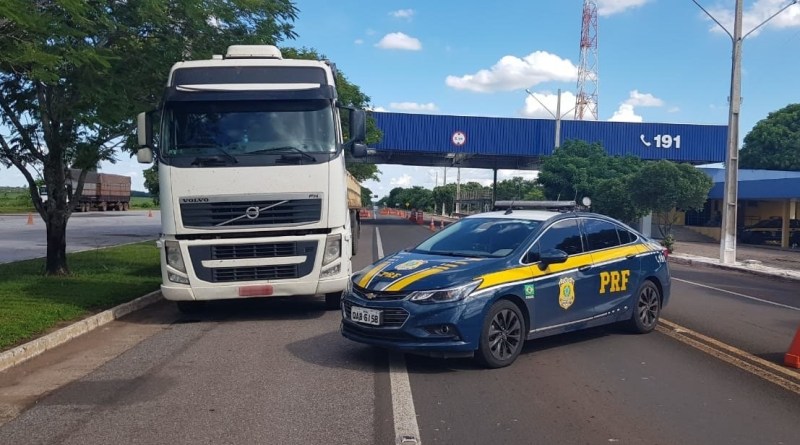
(538, 249, 568, 270)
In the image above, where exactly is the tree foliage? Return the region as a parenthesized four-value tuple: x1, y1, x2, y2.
(0, 0, 298, 274)
(537, 140, 646, 222)
(740, 103, 800, 171)
(494, 177, 544, 201)
(629, 160, 712, 237)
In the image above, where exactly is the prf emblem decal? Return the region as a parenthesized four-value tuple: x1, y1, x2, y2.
(395, 260, 427, 271)
(559, 277, 576, 310)
(524, 284, 535, 299)
(599, 270, 631, 294)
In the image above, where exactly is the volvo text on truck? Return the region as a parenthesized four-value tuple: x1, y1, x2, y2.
(136, 45, 367, 313)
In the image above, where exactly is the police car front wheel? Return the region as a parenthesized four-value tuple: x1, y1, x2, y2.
(476, 300, 525, 368)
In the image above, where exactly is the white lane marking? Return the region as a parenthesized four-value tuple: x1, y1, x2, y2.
(376, 227, 421, 445)
(673, 277, 800, 311)
(390, 352, 421, 445)
(376, 227, 385, 260)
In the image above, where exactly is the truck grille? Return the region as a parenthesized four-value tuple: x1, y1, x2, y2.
(181, 199, 321, 228)
(188, 241, 317, 283)
(213, 265, 298, 282)
(212, 243, 297, 260)
(343, 301, 409, 327)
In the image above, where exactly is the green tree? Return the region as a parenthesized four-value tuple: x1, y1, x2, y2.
(143, 164, 159, 204)
(740, 103, 800, 171)
(0, 0, 298, 275)
(360, 185, 373, 207)
(494, 177, 544, 201)
(629, 160, 712, 240)
(537, 140, 645, 221)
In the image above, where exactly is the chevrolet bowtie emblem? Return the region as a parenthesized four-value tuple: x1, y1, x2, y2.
(365, 292, 376, 300)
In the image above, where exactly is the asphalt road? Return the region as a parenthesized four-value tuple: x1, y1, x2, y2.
(0, 211, 161, 263)
(1, 214, 798, 445)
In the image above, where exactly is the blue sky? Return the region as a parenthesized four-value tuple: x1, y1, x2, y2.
(2, 0, 799, 197)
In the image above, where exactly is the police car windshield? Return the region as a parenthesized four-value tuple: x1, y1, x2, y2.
(413, 217, 542, 258)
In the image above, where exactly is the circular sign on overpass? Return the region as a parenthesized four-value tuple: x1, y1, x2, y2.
(451, 131, 466, 147)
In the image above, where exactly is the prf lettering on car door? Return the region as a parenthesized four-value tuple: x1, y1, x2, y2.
(599, 270, 631, 293)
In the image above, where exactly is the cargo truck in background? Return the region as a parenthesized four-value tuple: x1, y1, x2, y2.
(136, 45, 368, 312)
(39, 169, 132, 212)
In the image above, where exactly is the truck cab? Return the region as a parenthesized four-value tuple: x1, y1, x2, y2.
(136, 45, 367, 312)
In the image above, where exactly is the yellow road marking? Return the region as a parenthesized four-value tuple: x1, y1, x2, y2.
(658, 318, 800, 395)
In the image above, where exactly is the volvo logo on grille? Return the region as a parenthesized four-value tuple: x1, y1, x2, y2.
(180, 197, 209, 203)
(244, 206, 260, 220)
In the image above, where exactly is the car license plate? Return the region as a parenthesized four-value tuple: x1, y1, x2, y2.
(350, 306, 382, 326)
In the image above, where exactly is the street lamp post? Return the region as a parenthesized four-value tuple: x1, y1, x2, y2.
(691, 0, 799, 264)
(524, 89, 576, 148)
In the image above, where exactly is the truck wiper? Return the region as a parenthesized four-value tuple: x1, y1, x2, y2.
(179, 143, 239, 164)
(249, 146, 317, 162)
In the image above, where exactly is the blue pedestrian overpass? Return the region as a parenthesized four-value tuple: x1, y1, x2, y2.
(362, 112, 727, 170)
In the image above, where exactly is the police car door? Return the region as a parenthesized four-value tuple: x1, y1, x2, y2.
(581, 218, 641, 316)
(524, 218, 596, 331)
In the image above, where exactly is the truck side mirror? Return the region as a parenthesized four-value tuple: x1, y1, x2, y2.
(352, 143, 367, 158)
(137, 112, 153, 147)
(137, 147, 153, 164)
(349, 109, 366, 143)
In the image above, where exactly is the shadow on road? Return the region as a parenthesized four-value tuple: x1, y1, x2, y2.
(286, 330, 385, 371)
(172, 297, 330, 324)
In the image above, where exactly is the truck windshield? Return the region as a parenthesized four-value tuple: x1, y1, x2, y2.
(161, 99, 336, 162)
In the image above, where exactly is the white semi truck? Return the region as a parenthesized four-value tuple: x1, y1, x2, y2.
(136, 45, 367, 313)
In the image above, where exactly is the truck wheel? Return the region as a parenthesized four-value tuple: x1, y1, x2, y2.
(177, 301, 205, 314)
(325, 292, 342, 310)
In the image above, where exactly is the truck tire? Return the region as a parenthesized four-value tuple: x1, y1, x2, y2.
(325, 292, 342, 310)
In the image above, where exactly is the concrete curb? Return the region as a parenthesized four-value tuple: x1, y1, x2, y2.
(0, 290, 162, 373)
(669, 253, 800, 283)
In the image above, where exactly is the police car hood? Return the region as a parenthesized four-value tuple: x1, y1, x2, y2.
(352, 251, 498, 292)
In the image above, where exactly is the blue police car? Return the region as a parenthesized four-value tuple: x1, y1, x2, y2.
(340, 210, 671, 368)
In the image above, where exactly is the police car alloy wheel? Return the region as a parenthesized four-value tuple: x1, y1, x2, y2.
(477, 300, 525, 368)
(628, 280, 661, 334)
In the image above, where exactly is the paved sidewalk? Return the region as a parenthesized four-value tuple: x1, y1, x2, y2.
(670, 240, 800, 282)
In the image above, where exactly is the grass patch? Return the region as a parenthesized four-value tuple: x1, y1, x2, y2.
(0, 241, 161, 351)
(0, 187, 35, 214)
(130, 196, 159, 209)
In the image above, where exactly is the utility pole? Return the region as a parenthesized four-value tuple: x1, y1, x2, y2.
(525, 88, 575, 148)
(455, 167, 461, 214)
(692, 0, 798, 264)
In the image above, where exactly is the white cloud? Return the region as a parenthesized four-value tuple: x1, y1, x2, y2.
(389, 102, 438, 112)
(625, 89, 663, 107)
(375, 32, 422, 51)
(520, 90, 578, 119)
(390, 9, 415, 20)
(608, 104, 643, 122)
(606, 90, 664, 122)
(354, 39, 364, 45)
(668, 106, 680, 113)
(367, 106, 388, 112)
(390, 174, 414, 187)
(597, 0, 650, 17)
(445, 51, 578, 93)
(705, 0, 800, 37)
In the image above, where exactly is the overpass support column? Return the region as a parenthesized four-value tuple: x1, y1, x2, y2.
(492, 169, 498, 205)
(781, 199, 796, 248)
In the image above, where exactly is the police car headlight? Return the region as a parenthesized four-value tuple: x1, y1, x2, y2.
(409, 280, 482, 304)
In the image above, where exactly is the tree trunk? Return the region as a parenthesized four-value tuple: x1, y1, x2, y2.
(45, 209, 70, 275)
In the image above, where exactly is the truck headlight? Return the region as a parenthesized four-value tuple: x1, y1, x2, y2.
(322, 234, 341, 266)
(409, 280, 482, 304)
(165, 240, 186, 273)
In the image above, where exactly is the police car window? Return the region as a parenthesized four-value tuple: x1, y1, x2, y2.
(534, 219, 584, 257)
(414, 218, 541, 257)
(583, 219, 621, 251)
(616, 225, 637, 244)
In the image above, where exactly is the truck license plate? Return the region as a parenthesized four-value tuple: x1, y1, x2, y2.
(351, 306, 382, 326)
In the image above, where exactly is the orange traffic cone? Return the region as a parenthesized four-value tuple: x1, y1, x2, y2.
(26, 213, 33, 225)
(430, 218, 435, 231)
(785, 326, 800, 368)
(147, 210, 153, 218)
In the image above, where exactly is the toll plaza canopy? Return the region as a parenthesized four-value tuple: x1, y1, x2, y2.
(363, 112, 727, 170)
